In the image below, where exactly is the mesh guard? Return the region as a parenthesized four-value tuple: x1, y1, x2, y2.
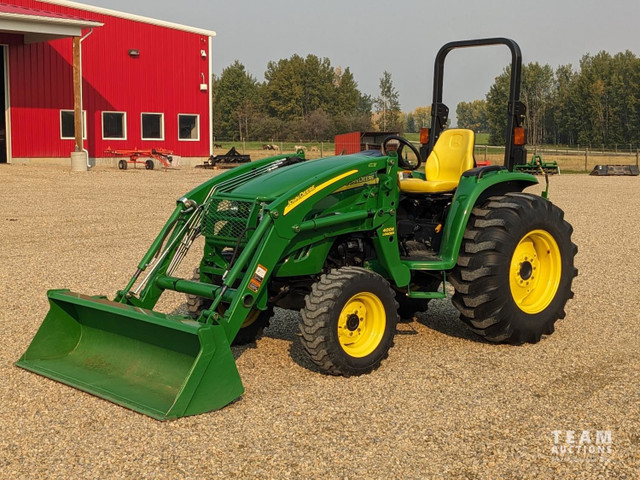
(202, 198, 257, 245)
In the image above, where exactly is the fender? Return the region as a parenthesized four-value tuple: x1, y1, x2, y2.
(402, 169, 538, 271)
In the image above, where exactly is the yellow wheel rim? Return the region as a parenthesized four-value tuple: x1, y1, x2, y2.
(217, 305, 259, 328)
(241, 309, 259, 328)
(509, 229, 562, 314)
(337, 292, 386, 358)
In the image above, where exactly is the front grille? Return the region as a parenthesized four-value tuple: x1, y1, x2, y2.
(202, 198, 256, 244)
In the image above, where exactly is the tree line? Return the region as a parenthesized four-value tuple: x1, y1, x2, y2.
(215, 49, 640, 145)
(212, 56, 409, 142)
(458, 50, 640, 147)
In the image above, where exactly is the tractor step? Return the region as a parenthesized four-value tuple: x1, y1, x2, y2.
(406, 272, 447, 299)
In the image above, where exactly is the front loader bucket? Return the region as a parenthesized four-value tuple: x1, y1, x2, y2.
(16, 290, 243, 420)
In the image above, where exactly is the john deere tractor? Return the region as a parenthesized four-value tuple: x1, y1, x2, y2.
(17, 38, 577, 419)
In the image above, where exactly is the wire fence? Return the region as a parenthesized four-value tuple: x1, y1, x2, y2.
(474, 145, 640, 172)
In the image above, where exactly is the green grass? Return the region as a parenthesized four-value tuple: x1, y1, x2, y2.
(215, 131, 493, 152)
(475, 133, 489, 145)
(403, 133, 419, 142)
(214, 140, 334, 151)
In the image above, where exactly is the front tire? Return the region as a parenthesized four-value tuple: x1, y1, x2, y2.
(450, 193, 577, 344)
(299, 267, 398, 376)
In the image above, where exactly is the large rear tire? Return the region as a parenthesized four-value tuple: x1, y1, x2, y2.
(186, 268, 272, 346)
(299, 267, 398, 376)
(450, 193, 577, 344)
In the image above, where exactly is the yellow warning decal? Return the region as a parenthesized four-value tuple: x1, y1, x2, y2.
(284, 169, 358, 215)
(382, 227, 395, 237)
(248, 264, 268, 293)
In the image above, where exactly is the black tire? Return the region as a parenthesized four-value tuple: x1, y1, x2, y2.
(186, 268, 272, 346)
(145, 159, 154, 170)
(118, 159, 127, 170)
(449, 193, 577, 344)
(299, 266, 398, 376)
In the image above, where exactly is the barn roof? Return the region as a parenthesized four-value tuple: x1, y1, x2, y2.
(34, 0, 216, 37)
(0, 3, 94, 21)
(0, 3, 103, 42)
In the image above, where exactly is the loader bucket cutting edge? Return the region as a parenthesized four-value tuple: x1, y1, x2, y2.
(15, 290, 244, 420)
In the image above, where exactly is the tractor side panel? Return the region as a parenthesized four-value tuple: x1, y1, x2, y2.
(273, 183, 379, 277)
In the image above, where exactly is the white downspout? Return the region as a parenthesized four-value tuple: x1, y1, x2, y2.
(208, 35, 214, 157)
(79, 28, 93, 167)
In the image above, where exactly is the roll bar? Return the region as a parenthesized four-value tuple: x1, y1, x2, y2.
(424, 38, 527, 171)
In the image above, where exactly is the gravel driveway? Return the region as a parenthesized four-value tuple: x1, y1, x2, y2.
(0, 164, 638, 479)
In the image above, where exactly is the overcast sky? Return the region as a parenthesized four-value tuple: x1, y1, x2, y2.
(86, 0, 639, 117)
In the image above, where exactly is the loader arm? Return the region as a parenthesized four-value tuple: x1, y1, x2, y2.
(200, 153, 409, 341)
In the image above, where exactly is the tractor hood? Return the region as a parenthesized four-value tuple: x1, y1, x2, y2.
(228, 152, 381, 201)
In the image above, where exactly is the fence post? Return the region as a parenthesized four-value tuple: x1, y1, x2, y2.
(484, 145, 488, 162)
(584, 148, 588, 172)
(636, 148, 639, 167)
(321, 142, 324, 158)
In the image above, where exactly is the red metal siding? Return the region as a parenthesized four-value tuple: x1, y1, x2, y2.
(6, 0, 212, 158)
(334, 132, 361, 155)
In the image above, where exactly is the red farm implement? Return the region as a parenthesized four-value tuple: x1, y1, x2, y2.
(105, 147, 175, 171)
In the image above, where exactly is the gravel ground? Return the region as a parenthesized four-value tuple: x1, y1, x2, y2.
(0, 164, 638, 480)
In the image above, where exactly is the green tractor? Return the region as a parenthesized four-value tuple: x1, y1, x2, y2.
(17, 38, 577, 420)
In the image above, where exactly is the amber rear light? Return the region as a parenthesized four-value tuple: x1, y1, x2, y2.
(419, 127, 430, 145)
(513, 126, 526, 146)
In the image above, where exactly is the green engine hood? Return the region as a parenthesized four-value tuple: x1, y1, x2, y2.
(229, 153, 379, 200)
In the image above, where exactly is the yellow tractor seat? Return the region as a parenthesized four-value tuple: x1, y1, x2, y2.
(400, 129, 476, 194)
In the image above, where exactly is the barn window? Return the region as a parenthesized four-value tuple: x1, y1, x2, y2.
(102, 112, 127, 139)
(60, 110, 86, 139)
(178, 114, 199, 141)
(141, 113, 164, 140)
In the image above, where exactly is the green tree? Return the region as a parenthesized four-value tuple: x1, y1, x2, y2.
(334, 67, 360, 115)
(456, 99, 488, 132)
(573, 52, 613, 146)
(211, 74, 222, 140)
(413, 106, 431, 129)
(263, 55, 372, 138)
(404, 112, 416, 133)
(299, 109, 333, 140)
(486, 66, 511, 145)
(214, 60, 260, 140)
(333, 68, 373, 134)
(485, 50, 640, 147)
(263, 54, 336, 121)
(549, 64, 579, 145)
(521, 62, 555, 145)
(486, 63, 555, 145)
(375, 71, 402, 131)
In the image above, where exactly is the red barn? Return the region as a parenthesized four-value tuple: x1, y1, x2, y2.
(0, 0, 215, 167)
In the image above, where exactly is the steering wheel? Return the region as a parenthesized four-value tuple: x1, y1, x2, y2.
(382, 135, 422, 170)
